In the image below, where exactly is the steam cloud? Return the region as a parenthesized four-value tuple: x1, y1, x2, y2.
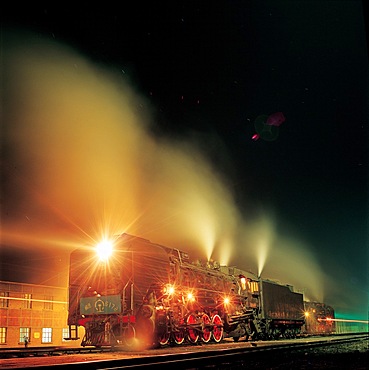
(1, 29, 325, 302)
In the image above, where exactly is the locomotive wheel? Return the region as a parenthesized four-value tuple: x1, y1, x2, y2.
(187, 314, 199, 343)
(159, 330, 170, 346)
(201, 314, 211, 343)
(212, 314, 223, 343)
(173, 318, 185, 345)
(173, 329, 185, 345)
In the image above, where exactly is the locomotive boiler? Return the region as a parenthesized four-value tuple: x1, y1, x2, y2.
(67, 233, 306, 348)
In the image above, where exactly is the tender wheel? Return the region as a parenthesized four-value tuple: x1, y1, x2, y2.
(187, 313, 199, 344)
(201, 314, 211, 343)
(212, 314, 223, 343)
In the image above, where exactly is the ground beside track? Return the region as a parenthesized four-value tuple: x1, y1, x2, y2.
(1, 335, 368, 369)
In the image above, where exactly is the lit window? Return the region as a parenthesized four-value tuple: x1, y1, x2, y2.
(239, 276, 247, 290)
(44, 296, 53, 310)
(62, 328, 69, 342)
(0, 292, 9, 308)
(0, 328, 7, 344)
(19, 327, 30, 343)
(42, 328, 52, 343)
(23, 293, 32, 309)
(250, 281, 259, 293)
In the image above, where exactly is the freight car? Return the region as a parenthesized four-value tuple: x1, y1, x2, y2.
(66, 233, 306, 348)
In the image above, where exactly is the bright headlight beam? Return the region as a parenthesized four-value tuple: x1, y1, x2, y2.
(96, 239, 113, 261)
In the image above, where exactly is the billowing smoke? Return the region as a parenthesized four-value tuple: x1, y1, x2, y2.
(1, 30, 239, 258)
(1, 29, 324, 302)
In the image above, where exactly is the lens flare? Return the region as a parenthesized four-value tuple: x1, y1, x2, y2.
(96, 240, 113, 261)
(187, 292, 195, 302)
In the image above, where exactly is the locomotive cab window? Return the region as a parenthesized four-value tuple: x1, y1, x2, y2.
(239, 275, 259, 294)
(249, 280, 259, 294)
(239, 275, 247, 291)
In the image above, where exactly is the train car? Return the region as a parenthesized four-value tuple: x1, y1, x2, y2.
(303, 301, 336, 335)
(66, 233, 306, 348)
(259, 279, 305, 339)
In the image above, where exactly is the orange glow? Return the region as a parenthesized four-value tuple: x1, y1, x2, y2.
(224, 297, 230, 305)
(187, 292, 195, 302)
(163, 284, 175, 295)
(96, 239, 113, 261)
(319, 318, 369, 324)
(1, 30, 242, 269)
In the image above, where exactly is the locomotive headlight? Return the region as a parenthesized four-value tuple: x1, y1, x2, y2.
(187, 292, 195, 302)
(96, 239, 113, 261)
(224, 297, 230, 305)
(304, 311, 310, 317)
(163, 284, 175, 295)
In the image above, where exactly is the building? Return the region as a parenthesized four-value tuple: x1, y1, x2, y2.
(0, 280, 82, 347)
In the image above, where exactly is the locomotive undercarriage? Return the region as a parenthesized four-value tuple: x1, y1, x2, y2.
(224, 310, 303, 342)
(80, 314, 136, 347)
(77, 303, 303, 347)
(137, 300, 225, 347)
(225, 311, 255, 342)
(78, 303, 303, 347)
(155, 310, 224, 346)
(78, 314, 302, 347)
(253, 319, 302, 340)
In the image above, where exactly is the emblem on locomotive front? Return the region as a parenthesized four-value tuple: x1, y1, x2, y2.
(95, 299, 105, 313)
(80, 295, 121, 315)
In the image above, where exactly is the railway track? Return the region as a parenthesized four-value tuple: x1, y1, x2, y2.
(1, 333, 367, 369)
(0, 345, 112, 359)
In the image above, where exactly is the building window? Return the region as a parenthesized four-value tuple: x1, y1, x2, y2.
(23, 293, 32, 309)
(44, 295, 53, 310)
(42, 328, 52, 343)
(0, 292, 9, 308)
(0, 328, 7, 344)
(19, 327, 30, 343)
(62, 328, 69, 342)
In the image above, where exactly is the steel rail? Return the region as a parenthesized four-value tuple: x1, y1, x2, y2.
(2, 333, 367, 369)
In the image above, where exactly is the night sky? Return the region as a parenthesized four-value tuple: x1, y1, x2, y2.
(1, 2, 368, 319)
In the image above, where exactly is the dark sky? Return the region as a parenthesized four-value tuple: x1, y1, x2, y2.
(1, 2, 368, 319)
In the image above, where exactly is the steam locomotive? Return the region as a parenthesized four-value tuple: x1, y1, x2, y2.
(66, 233, 334, 348)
